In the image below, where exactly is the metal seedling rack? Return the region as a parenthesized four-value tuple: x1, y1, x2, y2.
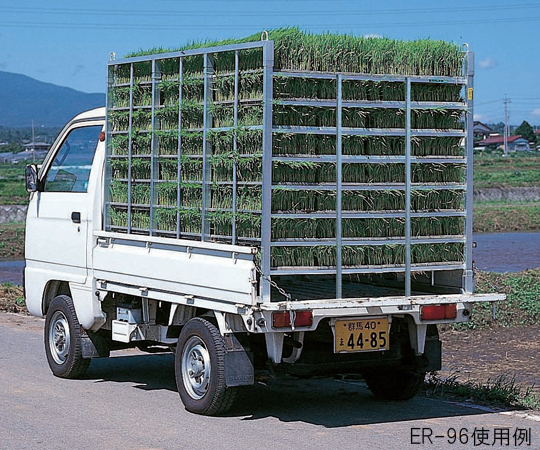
(105, 37, 474, 303)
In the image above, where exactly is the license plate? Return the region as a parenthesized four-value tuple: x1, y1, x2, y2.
(333, 317, 390, 353)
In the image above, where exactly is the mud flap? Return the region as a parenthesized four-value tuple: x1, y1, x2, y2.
(223, 334, 254, 387)
(81, 331, 110, 358)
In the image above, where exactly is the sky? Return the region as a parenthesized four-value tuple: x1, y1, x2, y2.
(1, 0, 540, 127)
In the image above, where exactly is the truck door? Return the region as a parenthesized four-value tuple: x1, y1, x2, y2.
(25, 122, 103, 282)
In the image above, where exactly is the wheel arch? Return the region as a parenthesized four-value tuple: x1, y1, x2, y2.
(42, 280, 72, 315)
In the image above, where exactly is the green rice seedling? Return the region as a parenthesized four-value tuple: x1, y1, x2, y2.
(342, 81, 405, 101)
(180, 183, 203, 208)
(110, 180, 128, 203)
(236, 212, 262, 238)
(156, 130, 179, 156)
(342, 136, 404, 156)
(411, 83, 463, 102)
(342, 108, 406, 129)
(133, 61, 152, 82)
(157, 182, 177, 206)
(132, 110, 152, 130)
(156, 207, 177, 232)
(343, 218, 405, 238)
(342, 190, 405, 211)
(131, 158, 152, 179)
(181, 101, 205, 129)
(110, 158, 129, 179)
(129, 28, 464, 78)
(109, 207, 128, 228)
(411, 242, 463, 263)
(271, 246, 316, 267)
(237, 185, 262, 210)
(344, 245, 405, 266)
(159, 158, 179, 180)
(274, 76, 336, 99)
(208, 130, 234, 155)
(131, 210, 151, 229)
(179, 209, 202, 234)
(132, 132, 152, 155)
(109, 110, 130, 132)
(239, 71, 264, 99)
(411, 189, 464, 211)
(211, 185, 233, 209)
(110, 134, 129, 156)
(412, 163, 465, 183)
(412, 109, 462, 130)
(182, 76, 204, 102)
(114, 64, 131, 84)
(211, 153, 235, 182)
(273, 105, 336, 127)
(272, 133, 336, 156)
(131, 183, 151, 204)
(179, 131, 204, 155)
(314, 246, 336, 266)
(411, 137, 463, 157)
(110, 86, 131, 108)
(156, 106, 179, 130)
(272, 160, 319, 183)
(237, 128, 263, 154)
(271, 188, 316, 212)
(411, 216, 464, 236)
(343, 163, 405, 183)
(159, 81, 180, 106)
(180, 158, 203, 181)
(159, 57, 181, 81)
(133, 83, 152, 107)
(238, 156, 263, 182)
(208, 210, 233, 237)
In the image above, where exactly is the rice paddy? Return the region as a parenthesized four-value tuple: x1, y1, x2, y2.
(107, 28, 468, 274)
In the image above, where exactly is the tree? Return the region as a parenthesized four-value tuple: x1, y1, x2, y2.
(514, 120, 536, 142)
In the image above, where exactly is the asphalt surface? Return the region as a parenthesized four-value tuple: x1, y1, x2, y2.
(1, 313, 539, 450)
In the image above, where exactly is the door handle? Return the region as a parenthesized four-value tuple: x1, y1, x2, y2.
(71, 212, 81, 224)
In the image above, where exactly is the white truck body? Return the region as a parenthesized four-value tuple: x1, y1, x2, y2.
(24, 40, 504, 415)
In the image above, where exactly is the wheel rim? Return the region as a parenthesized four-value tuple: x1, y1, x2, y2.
(181, 336, 211, 400)
(49, 311, 71, 365)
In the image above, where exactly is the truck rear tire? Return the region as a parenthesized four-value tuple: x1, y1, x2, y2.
(44, 295, 90, 378)
(175, 318, 237, 415)
(364, 369, 425, 401)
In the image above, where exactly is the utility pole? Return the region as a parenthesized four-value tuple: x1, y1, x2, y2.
(503, 96, 511, 157)
(31, 119, 36, 163)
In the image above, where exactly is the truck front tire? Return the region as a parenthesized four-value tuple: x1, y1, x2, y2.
(44, 295, 90, 378)
(175, 318, 237, 415)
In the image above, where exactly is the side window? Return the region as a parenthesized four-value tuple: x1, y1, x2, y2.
(44, 125, 102, 193)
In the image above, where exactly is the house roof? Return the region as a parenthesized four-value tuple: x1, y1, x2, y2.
(477, 135, 525, 146)
(473, 121, 493, 132)
(535, 128, 540, 135)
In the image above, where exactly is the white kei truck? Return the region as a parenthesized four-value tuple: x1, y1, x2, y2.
(24, 39, 504, 415)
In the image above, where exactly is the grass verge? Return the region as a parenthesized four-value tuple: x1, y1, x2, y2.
(0, 223, 25, 258)
(473, 203, 540, 232)
(424, 372, 540, 410)
(454, 269, 540, 329)
(0, 282, 26, 314)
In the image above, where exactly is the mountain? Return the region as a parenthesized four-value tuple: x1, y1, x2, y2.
(0, 71, 105, 128)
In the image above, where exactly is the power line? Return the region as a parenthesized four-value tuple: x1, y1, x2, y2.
(2, 16, 540, 31)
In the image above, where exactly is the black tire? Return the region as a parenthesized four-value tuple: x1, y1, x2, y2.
(364, 369, 425, 401)
(175, 318, 236, 415)
(44, 295, 90, 378)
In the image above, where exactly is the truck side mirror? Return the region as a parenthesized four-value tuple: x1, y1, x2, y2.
(25, 164, 41, 192)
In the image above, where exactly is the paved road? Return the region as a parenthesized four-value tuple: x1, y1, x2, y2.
(1, 313, 539, 450)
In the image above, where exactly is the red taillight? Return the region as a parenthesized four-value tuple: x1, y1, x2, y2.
(420, 304, 457, 321)
(272, 310, 313, 328)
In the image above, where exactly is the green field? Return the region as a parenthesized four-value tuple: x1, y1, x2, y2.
(0, 164, 28, 205)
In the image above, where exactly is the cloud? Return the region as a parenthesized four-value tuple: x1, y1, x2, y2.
(72, 64, 85, 77)
(532, 108, 540, 116)
(478, 57, 498, 70)
(474, 113, 492, 122)
(364, 33, 383, 39)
